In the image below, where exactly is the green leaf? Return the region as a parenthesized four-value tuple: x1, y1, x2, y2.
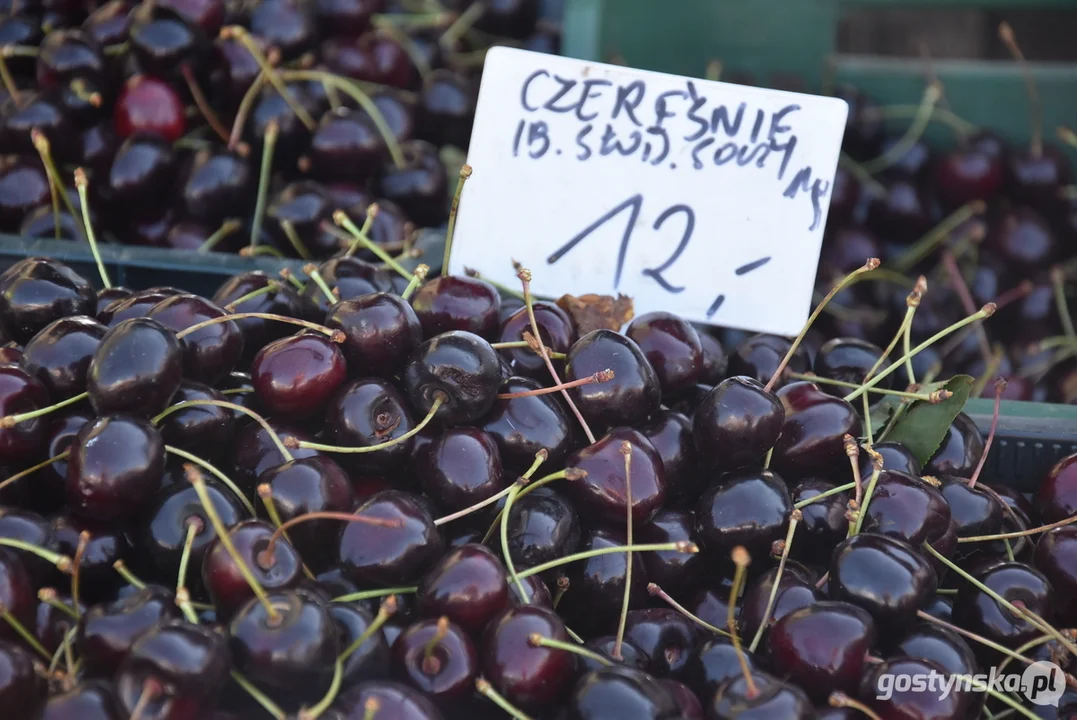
(867, 377, 953, 432)
(879, 375, 974, 466)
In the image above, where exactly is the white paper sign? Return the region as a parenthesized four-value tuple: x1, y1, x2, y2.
(449, 48, 849, 336)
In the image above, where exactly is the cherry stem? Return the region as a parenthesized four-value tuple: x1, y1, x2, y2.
(748, 510, 800, 654)
(784, 372, 949, 403)
(279, 267, 306, 291)
(764, 257, 880, 393)
(256, 485, 314, 580)
(844, 304, 996, 403)
(243, 244, 286, 259)
(863, 82, 942, 175)
(516, 542, 697, 580)
(915, 610, 1047, 671)
(290, 395, 443, 454)
(612, 441, 634, 661)
(440, 2, 485, 49)
(794, 480, 855, 510)
(867, 279, 926, 383)
(434, 479, 526, 526)
(518, 267, 596, 443)
(942, 251, 992, 366)
(332, 587, 417, 603)
(999, 22, 1042, 157)
(299, 656, 342, 720)
(967, 377, 1005, 490)
(475, 677, 534, 720)
(0, 391, 88, 428)
(491, 341, 566, 360)
(230, 671, 287, 720)
(113, 560, 146, 589)
(0, 607, 50, 661)
(496, 370, 614, 399)
(187, 464, 279, 622)
(164, 444, 259, 516)
(958, 511, 1077, 542)
(175, 586, 200, 623)
(442, 164, 473, 273)
(998, 635, 1077, 684)
(174, 312, 343, 343)
(69, 530, 90, 615)
(228, 71, 270, 150)
(552, 576, 569, 609)
(374, 23, 433, 83)
(964, 678, 1043, 720)
(32, 130, 81, 239)
(362, 697, 380, 720)
(646, 582, 732, 637)
(1059, 126, 1077, 149)
(48, 625, 77, 676)
(480, 451, 553, 544)
(249, 120, 278, 248)
(71, 169, 117, 289)
(863, 103, 978, 136)
(1053, 266, 1077, 341)
(423, 616, 449, 665)
(0, 56, 22, 110)
(465, 268, 528, 301)
(223, 281, 280, 311)
(179, 65, 230, 143)
(222, 27, 315, 130)
(851, 449, 883, 536)
(400, 264, 429, 301)
(198, 219, 243, 253)
(728, 546, 757, 698)
(528, 633, 611, 666)
(0, 538, 71, 572)
(175, 519, 202, 594)
(278, 220, 312, 261)
(0, 450, 69, 492)
(303, 264, 336, 303)
(892, 201, 986, 273)
(339, 595, 398, 662)
(501, 481, 530, 604)
(37, 589, 78, 621)
(336, 210, 414, 280)
(843, 436, 864, 506)
(153, 399, 282, 449)
(262, 511, 401, 567)
(829, 692, 882, 720)
(128, 678, 162, 720)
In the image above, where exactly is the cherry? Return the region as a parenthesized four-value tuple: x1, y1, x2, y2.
(711, 671, 814, 719)
(812, 337, 890, 396)
(159, 0, 224, 34)
(402, 330, 502, 426)
(830, 533, 937, 629)
(638, 411, 697, 506)
(924, 411, 984, 478)
(481, 376, 577, 475)
(788, 479, 848, 564)
(209, 36, 259, 112)
(326, 293, 422, 379)
(323, 32, 412, 88)
(148, 293, 244, 384)
(0, 17, 42, 75)
(322, 377, 415, 478)
(66, 415, 165, 522)
(339, 490, 445, 586)
(861, 440, 921, 477)
(567, 665, 679, 719)
(411, 276, 502, 341)
(141, 479, 240, 586)
(480, 604, 576, 711)
(39, 680, 123, 719)
(0, 365, 49, 465)
(934, 143, 1004, 209)
(314, 0, 380, 36)
(0, 509, 59, 584)
(258, 456, 356, 571)
(0, 258, 95, 344)
(333, 680, 442, 718)
(860, 657, 961, 719)
(0, 158, 51, 233)
(982, 482, 1037, 560)
(0, 640, 45, 717)
(416, 544, 509, 636)
(50, 514, 126, 603)
(857, 470, 952, 549)
(940, 476, 1003, 549)
(894, 622, 980, 718)
(692, 377, 784, 471)
(129, 11, 209, 79)
(301, 257, 393, 315)
(86, 317, 183, 417)
(820, 226, 880, 277)
(772, 381, 861, 480)
(105, 133, 178, 212)
(212, 273, 303, 363)
(726, 334, 809, 386)
(767, 601, 874, 703)
(158, 381, 234, 461)
(694, 468, 792, 562)
(1037, 455, 1077, 524)
(231, 420, 320, 493)
(329, 602, 389, 686)
(661, 679, 704, 719)
(203, 520, 301, 620)
(229, 588, 338, 693)
(251, 332, 347, 419)
(558, 527, 647, 637)
(36, 29, 107, 92)
(97, 287, 182, 327)
(563, 329, 661, 432)
(249, 81, 328, 167)
(20, 316, 105, 401)
(684, 636, 757, 702)
(638, 509, 703, 596)
(625, 312, 705, 397)
(249, 0, 317, 61)
(391, 616, 477, 705)
(497, 301, 575, 379)
(622, 608, 696, 678)
(986, 206, 1058, 272)
(952, 561, 1054, 660)
(113, 74, 186, 143)
(93, 288, 131, 319)
(416, 69, 476, 150)
(566, 427, 666, 526)
(417, 427, 505, 516)
(579, 636, 650, 673)
(1035, 526, 1077, 623)
(1007, 143, 1072, 213)
(76, 585, 183, 676)
(866, 177, 934, 245)
(379, 139, 448, 226)
(181, 150, 253, 225)
(696, 331, 727, 385)
(501, 486, 580, 573)
(738, 565, 822, 643)
(309, 107, 386, 182)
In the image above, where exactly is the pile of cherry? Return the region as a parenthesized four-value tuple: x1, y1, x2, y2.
(0, 0, 559, 254)
(0, 240, 1076, 720)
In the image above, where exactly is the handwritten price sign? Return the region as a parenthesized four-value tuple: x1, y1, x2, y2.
(449, 48, 848, 336)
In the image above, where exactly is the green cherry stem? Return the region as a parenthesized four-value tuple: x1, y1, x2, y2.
(479, 452, 556, 544)
(223, 281, 281, 311)
(400, 264, 429, 302)
(335, 210, 414, 280)
(748, 510, 800, 653)
(32, 130, 80, 235)
(165, 445, 258, 516)
(0, 56, 22, 110)
(434, 479, 526, 527)
(1, 605, 51, 661)
(1053, 266, 1077, 341)
(261, 511, 401, 567)
(287, 395, 443, 453)
(0, 450, 69, 493)
(828, 692, 883, 720)
(864, 277, 926, 381)
(784, 372, 950, 402)
(221, 27, 315, 130)
(646, 582, 732, 638)
(230, 671, 287, 720)
(0, 391, 88, 428)
(198, 219, 244, 253)
(339, 595, 398, 662)
(73, 168, 112, 288)
(70, 531, 89, 614)
(113, 560, 146, 589)
(37, 588, 79, 621)
(957, 513, 1077, 543)
(153, 399, 290, 460)
(793, 480, 856, 510)
(174, 312, 343, 343)
(862, 82, 941, 175)
(299, 656, 342, 720)
(243, 244, 286, 259)
(256, 485, 314, 581)
(249, 119, 278, 248)
(999, 22, 1042, 158)
(728, 546, 757, 699)
(475, 677, 534, 720)
(180, 65, 230, 143)
(442, 164, 472, 273)
(440, 2, 485, 50)
(515, 542, 697, 580)
(961, 676, 1041, 720)
(892, 201, 986, 273)
(915, 610, 1053, 672)
(175, 587, 200, 624)
(850, 449, 883, 536)
(0, 538, 71, 572)
(332, 587, 417, 604)
(501, 481, 530, 604)
(764, 258, 881, 393)
(280, 221, 313, 261)
(341, 206, 378, 258)
(612, 441, 633, 661)
(228, 70, 269, 150)
(175, 519, 203, 594)
(303, 263, 337, 303)
(528, 633, 612, 666)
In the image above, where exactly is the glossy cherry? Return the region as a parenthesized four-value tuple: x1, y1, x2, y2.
(772, 381, 862, 480)
(0, 365, 49, 465)
(738, 565, 822, 643)
(251, 332, 347, 419)
(860, 657, 961, 719)
(416, 544, 509, 636)
(812, 337, 890, 396)
(113, 74, 186, 142)
(694, 468, 792, 562)
(0, 258, 95, 344)
(76, 585, 182, 676)
(66, 415, 165, 522)
(416, 69, 476, 150)
(332, 680, 443, 719)
(416, 427, 504, 516)
(181, 150, 253, 225)
(21, 315, 106, 400)
(211, 273, 303, 363)
(378, 140, 448, 227)
(829, 533, 937, 629)
(788, 479, 848, 564)
(481, 376, 577, 475)
(1036, 454, 1077, 523)
(202, 519, 301, 620)
(0, 640, 45, 717)
(563, 329, 661, 431)
(952, 561, 1054, 660)
(692, 376, 784, 471)
(625, 312, 705, 397)
(339, 490, 445, 586)
(934, 142, 1004, 209)
(638, 509, 703, 595)
(1035, 526, 1077, 624)
(104, 133, 178, 212)
(403, 330, 502, 426)
(924, 411, 984, 478)
(567, 665, 680, 719)
(622, 608, 696, 678)
(148, 293, 243, 385)
(857, 470, 952, 549)
(726, 333, 809, 386)
(558, 527, 648, 637)
(38, 680, 123, 719)
(329, 602, 390, 687)
(480, 604, 576, 711)
(501, 487, 580, 574)
(0, 158, 51, 233)
(410, 276, 502, 341)
(326, 292, 422, 378)
(97, 287, 182, 327)
(391, 616, 477, 705)
(157, 381, 234, 461)
(50, 513, 126, 603)
(0, 509, 59, 585)
(710, 670, 814, 719)
(86, 317, 183, 417)
(987, 206, 1058, 272)
(231, 419, 320, 493)
(565, 427, 666, 526)
(894, 622, 980, 717)
(684, 636, 757, 702)
(497, 301, 575, 379)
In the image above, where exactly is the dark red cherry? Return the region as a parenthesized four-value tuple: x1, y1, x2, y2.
(1035, 526, 1077, 625)
(940, 476, 1003, 550)
(924, 411, 983, 478)
(21, 315, 106, 400)
(209, 35, 259, 111)
(66, 415, 165, 522)
(263, 180, 336, 259)
(97, 287, 182, 327)
(229, 588, 338, 692)
(0, 258, 95, 344)
(935, 143, 1004, 209)
(314, 0, 379, 36)
(248, 81, 328, 167)
(952, 561, 1054, 660)
(0, 157, 51, 233)
(129, 12, 209, 78)
(684, 636, 757, 702)
(578, 636, 650, 673)
(565, 427, 666, 526)
(231, 420, 320, 493)
(767, 601, 874, 704)
(638, 509, 704, 595)
(563, 329, 661, 432)
(567, 665, 679, 719)
(182, 150, 253, 224)
(158, 0, 223, 34)
(497, 301, 575, 379)
(50, 514, 126, 603)
(113, 74, 186, 142)
(1006, 143, 1071, 213)
(301, 257, 393, 316)
(860, 440, 922, 478)
(148, 293, 243, 384)
(789, 479, 848, 564)
(86, 317, 183, 417)
(93, 288, 132, 319)
(332, 680, 442, 719)
(417, 427, 504, 516)
(697, 331, 727, 385)
(812, 337, 890, 396)
(711, 670, 814, 719)
(660, 679, 704, 719)
(329, 602, 390, 686)
(866, 176, 934, 245)
(857, 470, 952, 550)
(211, 273, 303, 363)
(308, 107, 385, 182)
(36, 29, 107, 91)
(499, 483, 581, 572)
(694, 468, 792, 561)
(325, 292, 422, 378)
(203, 520, 301, 620)
(84, 0, 134, 49)
(39, 680, 123, 720)
(639, 410, 698, 506)
(558, 526, 647, 637)
(403, 330, 502, 426)
(416, 544, 509, 636)
(157, 381, 234, 461)
(251, 333, 347, 419)
(105, 133, 178, 211)
(339, 490, 445, 586)
(0, 509, 59, 585)
(738, 565, 822, 643)
(416, 69, 475, 150)
(481, 376, 578, 475)
(0, 550, 32, 648)
(986, 206, 1058, 272)
(830, 533, 937, 629)
(772, 381, 862, 480)
(0, 365, 49, 465)
(692, 376, 784, 471)
(481, 605, 576, 711)
(726, 333, 809, 387)
(379, 139, 448, 226)
(323, 32, 412, 88)
(0, 640, 45, 717)
(258, 456, 356, 571)
(411, 276, 501, 341)
(894, 623, 980, 718)
(0, 16, 42, 76)
(249, 0, 317, 61)
(625, 312, 705, 397)
(76, 586, 183, 676)
(621, 608, 696, 678)
(860, 657, 961, 719)
(323, 377, 415, 479)
(391, 617, 477, 705)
